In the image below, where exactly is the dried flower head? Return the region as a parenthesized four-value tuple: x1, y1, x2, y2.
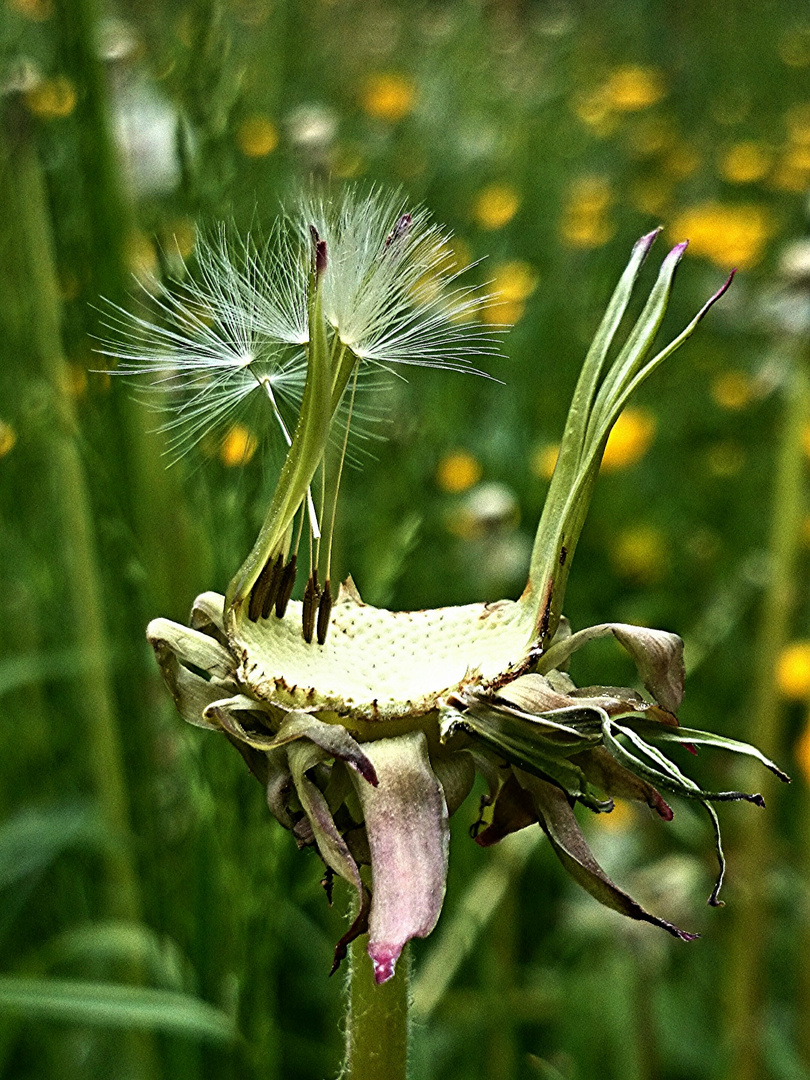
(123, 192, 788, 985)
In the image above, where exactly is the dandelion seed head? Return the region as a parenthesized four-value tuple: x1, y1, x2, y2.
(99, 186, 506, 466)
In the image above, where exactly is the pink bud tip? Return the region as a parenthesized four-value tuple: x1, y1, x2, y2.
(634, 227, 661, 258)
(369, 943, 401, 984)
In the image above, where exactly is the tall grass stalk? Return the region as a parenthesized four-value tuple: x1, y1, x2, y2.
(56, 0, 203, 621)
(7, 102, 143, 928)
(723, 352, 808, 1080)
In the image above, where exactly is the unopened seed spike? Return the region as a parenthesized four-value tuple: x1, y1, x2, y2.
(275, 554, 298, 618)
(260, 554, 285, 619)
(302, 571, 321, 643)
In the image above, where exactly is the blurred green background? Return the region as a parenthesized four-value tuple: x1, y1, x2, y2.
(2, 0, 810, 1077)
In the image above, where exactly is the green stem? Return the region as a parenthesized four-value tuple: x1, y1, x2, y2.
(344, 938, 409, 1080)
(722, 351, 808, 1080)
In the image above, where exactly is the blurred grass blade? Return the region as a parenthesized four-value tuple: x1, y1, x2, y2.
(0, 804, 99, 893)
(0, 649, 97, 698)
(46, 921, 194, 993)
(0, 977, 237, 1044)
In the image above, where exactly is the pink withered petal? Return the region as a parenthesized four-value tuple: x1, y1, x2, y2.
(349, 731, 449, 984)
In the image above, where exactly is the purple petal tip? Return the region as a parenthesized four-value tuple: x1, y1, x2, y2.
(369, 943, 401, 984)
(668, 240, 690, 260)
(635, 227, 662, 256)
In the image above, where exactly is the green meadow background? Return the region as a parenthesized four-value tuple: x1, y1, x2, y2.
(2, 1, 810, 1077)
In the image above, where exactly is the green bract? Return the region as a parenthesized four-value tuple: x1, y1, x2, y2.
(139, 195, 788, 985)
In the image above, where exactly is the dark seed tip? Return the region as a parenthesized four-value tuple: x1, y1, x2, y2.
(317, 580, 333, 645)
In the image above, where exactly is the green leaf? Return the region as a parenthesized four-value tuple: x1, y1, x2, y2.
(0, 977, 237, 1044)
(0, 648, 97, 698)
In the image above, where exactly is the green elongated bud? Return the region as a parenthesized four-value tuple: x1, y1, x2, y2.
(525, 236, 734, 648)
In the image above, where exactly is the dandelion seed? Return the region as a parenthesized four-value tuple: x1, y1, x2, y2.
(101, 188, 504, 642)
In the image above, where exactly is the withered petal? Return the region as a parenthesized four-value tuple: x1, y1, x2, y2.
(349, 731, 449, 984)
(147, 618, 239, 729)
(570, 746, 673, 820)
(148, 617, 236, 683)
(474, 772, 538, 847)
(515, 770, 697, 941)
(539, 622, 685, 714)
(288, 741, 364, 898)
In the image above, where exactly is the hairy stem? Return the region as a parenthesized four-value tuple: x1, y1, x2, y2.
(344, 938, 409, 1080)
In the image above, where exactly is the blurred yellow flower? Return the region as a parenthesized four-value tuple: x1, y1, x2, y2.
(604, 65, 665, 111)
(220, 425, 258, 467)
(331, 145, 366, 179)
(0, 420, 17, 458)
(61, 363, 87, 399)
(593, 798, 634, 831)
(168, 218, 197, 259)
(560, 176, 614, 249)
(58, 269, 80, 302)
(360, 73, 416, 123)
(627, 115, 676, 157)
(236, 115, 279, 158)
(720, 142, 772, 184)
(711, 370, 754, 411)
(447, 237, 473, 272)
(531, 442, 559, 481)
(600, 407, 656, 471)
(472, 185, 521, 230)
(784, 102, 810, 143)
(779, 28, 810, 68)
(571, 87, 618, 138)
(669, 202, 774, 270)
(630, 178, 673, 217)
(436, 450, 482, 494)
(125, 231, 158, 281)
(777, 641, 810, 699)
(25, 75, 76, 119)
(771, 144, 810, 192)
(482, 260, 539, 325)
(611, 525, 668, 585)
(8, 0, 53, 19)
